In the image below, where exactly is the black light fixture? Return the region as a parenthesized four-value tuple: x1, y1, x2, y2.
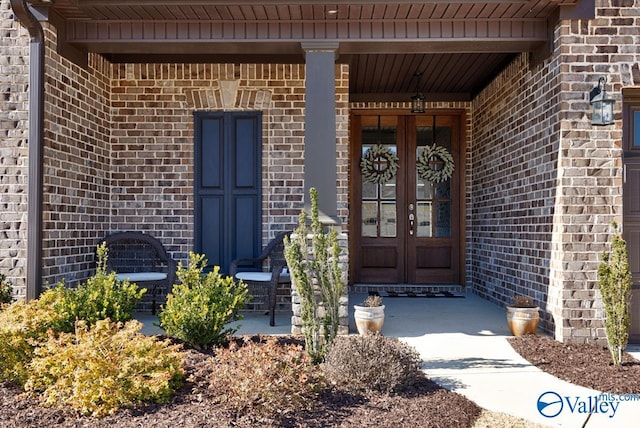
(589, 76, 615, 126)
(410, 71, 425, 114)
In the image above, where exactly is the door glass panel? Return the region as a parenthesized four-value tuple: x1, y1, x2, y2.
(380, 202, 397, 237)
(416, 121, 453, 239)
(381, 178, 396, 199)
(362, 202, 378, 237)
(362, 180, 377, 199)
(416, 177, 432, 199)
(435, 201, 451, 237)
(361, 116, 398, 238)
(416, 202, 432, 237)
(435, 180, 450, 199)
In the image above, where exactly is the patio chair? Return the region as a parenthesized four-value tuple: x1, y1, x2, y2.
(102, 231, 177, 315)
(230, 231, 292, 326)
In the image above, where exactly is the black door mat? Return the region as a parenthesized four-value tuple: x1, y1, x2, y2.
(370, 290, 465, 298)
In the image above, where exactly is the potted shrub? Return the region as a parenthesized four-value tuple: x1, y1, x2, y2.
(506, 295, 539, 336)
(353, 294, 385, 335)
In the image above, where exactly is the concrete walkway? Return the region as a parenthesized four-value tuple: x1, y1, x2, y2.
(137, 292, 640, 428)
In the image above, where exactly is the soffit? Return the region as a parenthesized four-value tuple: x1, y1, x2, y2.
(30, 0, 587, 101)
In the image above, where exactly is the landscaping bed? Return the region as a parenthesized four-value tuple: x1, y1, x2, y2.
(3, 333, 638, 428)
(0, 336, 481, 428)
(508, 334, 640, 394)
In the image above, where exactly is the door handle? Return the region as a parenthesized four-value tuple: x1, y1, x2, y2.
(409, 213, 415, 235)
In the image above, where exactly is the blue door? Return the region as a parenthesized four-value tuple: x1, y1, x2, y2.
(194, 111, 262, 274)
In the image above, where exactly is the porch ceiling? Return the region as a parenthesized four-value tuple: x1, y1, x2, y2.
(32, 0, 589, 101)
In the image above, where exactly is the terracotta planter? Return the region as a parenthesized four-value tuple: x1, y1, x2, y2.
(506, 306, 540, 336)
(354, 305, 385, 335)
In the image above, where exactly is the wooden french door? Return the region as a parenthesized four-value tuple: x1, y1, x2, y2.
(351, 111, 463, 284)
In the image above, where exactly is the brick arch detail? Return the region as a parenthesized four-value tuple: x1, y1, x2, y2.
(183, 85, 273, 110)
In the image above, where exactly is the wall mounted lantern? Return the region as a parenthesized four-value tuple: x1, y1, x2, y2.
(410, 71, 425, 114)
(589, 76, 615, 126)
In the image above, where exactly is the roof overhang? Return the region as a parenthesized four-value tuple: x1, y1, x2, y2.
(24, 0, 593, 100)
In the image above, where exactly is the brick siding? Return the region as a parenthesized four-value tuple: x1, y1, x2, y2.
(470, 0, 638, 344)
(471, 53, 560, 336)
(109, 63, 350, 303)
(41, 25, 112, 287)
(0, 0, 29, 298)
(3, 0, 636, 342)
(549, 0, 634, 343)
(5, 11, 351, 307)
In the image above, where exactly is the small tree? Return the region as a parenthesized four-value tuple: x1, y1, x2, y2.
(597, 222, 632, 366)
(284, 188, 345, 364)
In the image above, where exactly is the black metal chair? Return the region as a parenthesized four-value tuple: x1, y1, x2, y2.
(229, 231, 291, 326)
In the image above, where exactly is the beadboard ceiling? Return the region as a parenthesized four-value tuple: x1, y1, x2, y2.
(30, 0, 588, 101)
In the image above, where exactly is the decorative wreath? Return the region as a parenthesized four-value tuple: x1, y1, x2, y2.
(416, 144, 454, 183)
(360, 144, 399, 184)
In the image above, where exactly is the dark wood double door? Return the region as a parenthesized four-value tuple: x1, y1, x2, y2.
(351, 111, 464, 285)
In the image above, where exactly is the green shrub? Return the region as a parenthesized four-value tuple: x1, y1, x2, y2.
(207, 336, 325, 419)
(48, 243, 146, 333)
(598, 222, 633, 366)
(158, 253, 249, 348)
(322, 334, 422, 394)
(0, 294, 65, 386)
(24, 319, 185, 417)
(0, 273, 12, 305)
(284, 187, 346, 364)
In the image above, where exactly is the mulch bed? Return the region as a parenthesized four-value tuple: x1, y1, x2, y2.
(508, 335, 640, 394)
(0, 336, 482, 428)
(4, 333, 637, 427)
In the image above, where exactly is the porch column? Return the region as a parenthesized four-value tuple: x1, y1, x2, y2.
(302, 42, 338, 223)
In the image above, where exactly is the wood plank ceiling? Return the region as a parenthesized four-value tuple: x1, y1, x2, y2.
(32, 0, 586, 101)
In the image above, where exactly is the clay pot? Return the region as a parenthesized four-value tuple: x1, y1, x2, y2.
(506, 306, 540, 336)
(354, 305, 385, 335)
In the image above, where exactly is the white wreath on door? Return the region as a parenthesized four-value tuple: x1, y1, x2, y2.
(360, 144, 399, 184)
(416, 144, 454, 183)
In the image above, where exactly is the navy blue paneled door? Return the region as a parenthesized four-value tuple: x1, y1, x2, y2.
(194, 111, 262, 274)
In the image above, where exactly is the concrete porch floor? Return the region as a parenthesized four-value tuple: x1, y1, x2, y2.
(135, 291, 511, 337)
(135, 291, 640, 427)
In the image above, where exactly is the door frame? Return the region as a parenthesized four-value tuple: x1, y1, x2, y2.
(622, 88, 640, 343)
(348, 108, 466, 286)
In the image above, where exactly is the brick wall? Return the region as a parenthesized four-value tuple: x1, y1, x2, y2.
(7, 0, 634, 339)
(41, 25, 112, 287)
(0, 0, 29, 298)
(470, 0, 637, 344)
(547, 0, 634, 343)
(3, 14, 351, 298)
(110, 63, 350, 262)
(109, 63, 349, 310)
(470, 53, 560, 335)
